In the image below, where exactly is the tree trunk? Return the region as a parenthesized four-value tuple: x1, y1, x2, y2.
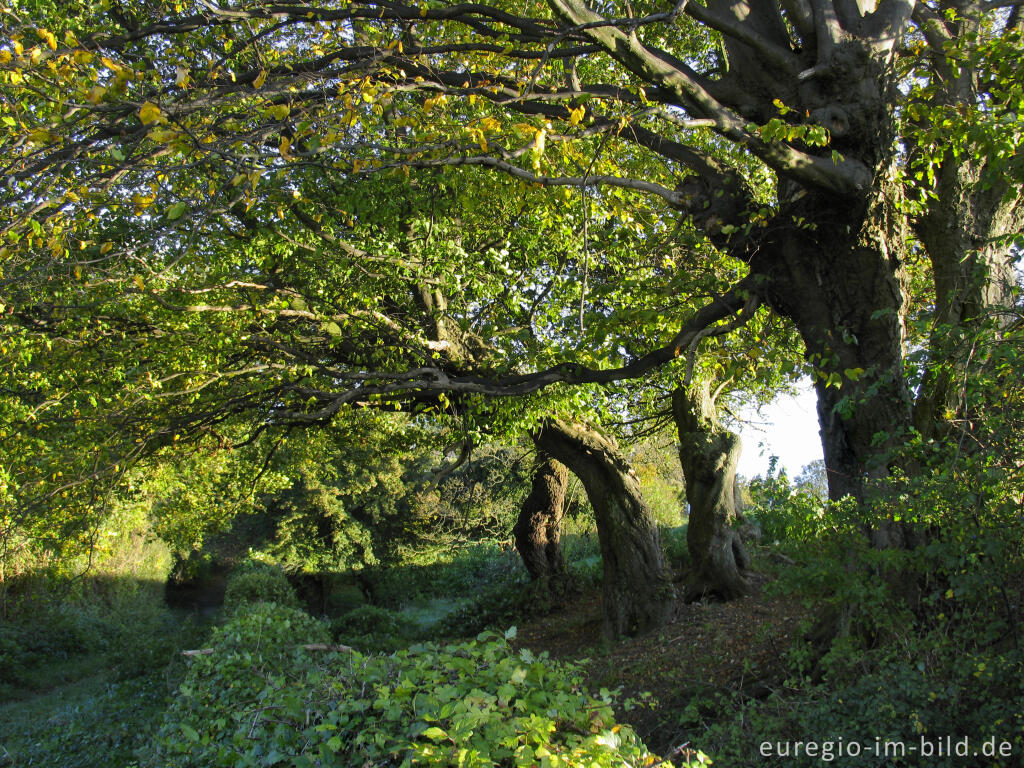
(756, 179, 915, 503)
(672, 381, 751, 601)
(512, 454, 569, 581)
(533, 420, 675, 638)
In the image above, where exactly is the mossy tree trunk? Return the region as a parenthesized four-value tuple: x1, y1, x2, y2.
(513, 453, 569, 581)
(672, 381, 751, 601)
(534, 420, 675, 638)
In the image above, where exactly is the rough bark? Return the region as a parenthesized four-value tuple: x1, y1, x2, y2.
(755, 178, 915, 503)
(513, 454, 569, 580)
(533, 420, 675, 638)
(672, 381, 751, 601)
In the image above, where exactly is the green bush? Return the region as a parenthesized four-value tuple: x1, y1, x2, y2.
(372, 541, 526, 608)
(660, 524, 690, 569)
(433, 576, 534, 639)
(145, 608, 685, 768)
(222, 562, 299, 612)
(329, 604, 418, 652)
(0, 605, 114, 685)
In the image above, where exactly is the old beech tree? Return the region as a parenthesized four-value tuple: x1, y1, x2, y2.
(2, 0, 1022, 632)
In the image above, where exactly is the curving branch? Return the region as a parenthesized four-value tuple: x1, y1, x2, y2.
(270, 277, 760, 423)
(547, 0, 873, 194)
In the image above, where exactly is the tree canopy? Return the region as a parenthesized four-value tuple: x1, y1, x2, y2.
(1, 0, 1022, 554)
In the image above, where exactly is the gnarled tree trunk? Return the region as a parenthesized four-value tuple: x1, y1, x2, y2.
(756, 178, 916, 506)
(513, 453, 569, 581)
(672, 381, 751, 601)
(534, 420, 675, 638)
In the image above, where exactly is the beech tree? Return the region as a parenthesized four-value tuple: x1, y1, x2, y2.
(673, 378, 751, 601)
(2, 0, 1022, 628)
(533, 419, 675, 636)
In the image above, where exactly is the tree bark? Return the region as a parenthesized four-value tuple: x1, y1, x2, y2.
(755, 177, 915, 504)
(672, 381, 751, 601)
(534, 420, 675, 638)
(512, 454, 569, 580)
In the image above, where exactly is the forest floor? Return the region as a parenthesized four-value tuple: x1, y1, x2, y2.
(514, 567, 810, 755)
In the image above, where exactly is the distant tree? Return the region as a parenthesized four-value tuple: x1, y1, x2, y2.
(795, 460, 828, 501)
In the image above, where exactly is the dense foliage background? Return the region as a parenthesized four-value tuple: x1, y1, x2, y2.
(2, 0, 1023, 766)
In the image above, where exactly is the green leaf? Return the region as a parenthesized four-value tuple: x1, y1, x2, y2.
(422, 727, 447, 741)
(167, 202, 187, 220)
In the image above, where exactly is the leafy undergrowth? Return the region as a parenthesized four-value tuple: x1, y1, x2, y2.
(513, 565, 809, 757)
(142, 601, 707, 768)
(0, 667, 169, 768)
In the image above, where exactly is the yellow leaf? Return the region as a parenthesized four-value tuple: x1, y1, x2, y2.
(253, 69, 267, 89)
(100, 241, 113, 254)
(533, 127, 546, 154)
(86, 85, 106, 105)
(0, 50, 11, 64)
(175, 66, 190, 88)
(568, 105, 585, 126)
(138, 101, 162, 125)
(279, 136, 292, 158)
(147, 126, 178, 142)
(133, 275, 145, 290)
(38, 29, 57, 51)
(12, 39, 24, 56)
(132, 193, 155, 209)
(28, 128, 54, 145)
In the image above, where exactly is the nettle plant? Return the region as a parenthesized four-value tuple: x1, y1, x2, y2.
(146, 602, 710, 767)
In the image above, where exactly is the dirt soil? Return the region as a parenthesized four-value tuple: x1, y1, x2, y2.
(514, 569, 810, 756)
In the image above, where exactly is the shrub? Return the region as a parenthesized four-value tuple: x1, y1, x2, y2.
(222, 562, 299, 612)
(329, 604, 418, 652)
(371, 541, 526, 609)
(660, 524, 690, 569)
(145, 616, 690, 768)
(433, 577, 532, 639)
